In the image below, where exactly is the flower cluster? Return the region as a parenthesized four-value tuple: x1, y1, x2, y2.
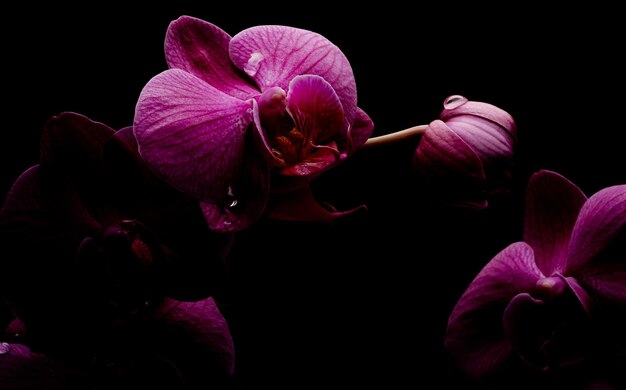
(1, 15, 624, 390)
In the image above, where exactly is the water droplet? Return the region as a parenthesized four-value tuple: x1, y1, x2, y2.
(244, 52, 264, 77)
(0, 342, 11, 355)
(224, 186, 238, 209)
(443, 95, 468, 109)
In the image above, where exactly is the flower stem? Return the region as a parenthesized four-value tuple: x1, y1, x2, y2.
(363, 125, 428, 149)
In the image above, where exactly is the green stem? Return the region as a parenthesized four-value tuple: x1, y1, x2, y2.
(363, 125, 428, 149)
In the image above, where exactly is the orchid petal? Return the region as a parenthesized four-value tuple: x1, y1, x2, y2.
(165, 16, 259, 99)
(567, 185, 626, 271)
(0, 343, 89, 389)
(414, 119, 487, 208)
(40, 112, 115, 169)
(152, 297, 235, 376)
(199, 138, 270, 232)
(440, 97, 517, 137)
(446, 116, 514, 162)
(446, 242, 542, 378)
(347, 107, 374, 154)
(286, 75, 345, 146)
(229, 25, 357, 124)
(524, 170, 587, 275)
(134, 69, 259, 228)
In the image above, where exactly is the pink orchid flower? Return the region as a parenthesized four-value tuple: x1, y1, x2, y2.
(446, 170, 626, 377)
(134, 16, 374, 232)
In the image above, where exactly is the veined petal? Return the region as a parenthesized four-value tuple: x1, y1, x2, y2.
(524, 170, 587, 275)
(414, 120, 487, 208)
(567, 185, 626, 271)
(229, 25, 357, 124)
(440, 97, 517, 137)
(446, 116, 514, 162)
(567, 185, 626, 302)
(134, 69, 254, 208)
(166, 16, 259, 99)
(446, 242, 543, 378)
(286, 75, 346, 147)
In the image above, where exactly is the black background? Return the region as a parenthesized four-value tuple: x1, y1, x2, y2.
(2, 4, 625, 389)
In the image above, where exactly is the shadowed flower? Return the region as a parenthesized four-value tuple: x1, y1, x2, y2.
(414, 95, 516, 208)
(134, 16, 374, 232)
(0, 113, 234, 383)
(445, 170, 626, 379)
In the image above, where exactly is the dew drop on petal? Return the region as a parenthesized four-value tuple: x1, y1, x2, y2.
(244, 52, 264, 77)
(224, 186, 238, 209)
(443, 95, 468, 109)
(0, 342, 11, 355)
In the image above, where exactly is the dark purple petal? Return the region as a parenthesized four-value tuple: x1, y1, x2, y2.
(414, 119, 487, 208)
(0, 343, 89, 389)
(524, 170, 587, 275)
(40, 112, 115, 169)
(151, 297, 235, 377)
(567, 185, 626, 273)
(134, 69, 262, 231)
(446, 242, 543, 378)
(347, 107, 375, 154)
(229, 25, 357, 124)
(503, 288, 591, 371)
(267, 185, 366, 223)
(165, 16, 259, 100)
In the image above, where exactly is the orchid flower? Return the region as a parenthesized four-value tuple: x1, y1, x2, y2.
(134, 16, 374, 232)
(446, 170, 626, 378)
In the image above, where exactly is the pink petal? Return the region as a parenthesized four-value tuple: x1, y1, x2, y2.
(446, 115, 514, 163)
(567, 185, 626, 271)
(229, 25, 357, 124)
(347, 107, 375, 154)
(151, 297, 235, 376)
(566, 185, 626, 302)
(440, 96, 517, 137)
(267, 185, 366, 223)
(414, 119, 487, 208)
(446, 242, 543, 378)
(524, 170, 587, 275)
(416, 120, 485, 181)
(165, 16, 259, 100)
(134, 69, 268, 232)
(287, 75, 346, 146)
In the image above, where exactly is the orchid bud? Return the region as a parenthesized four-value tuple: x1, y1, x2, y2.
(414, 95, 517, 208)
